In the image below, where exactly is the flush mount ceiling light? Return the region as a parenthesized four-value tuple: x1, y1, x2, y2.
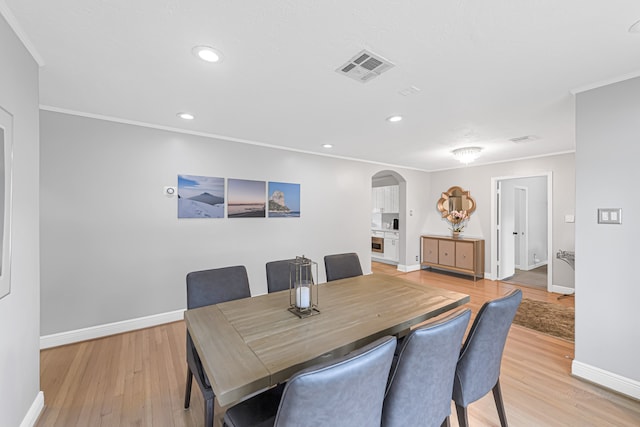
(452, 147, 482, 164)
(387, 115, 403, 123)
(192, 45, 223, 63)
(177, 112, 195, 120)
(629, 19, 640, 33)
(322, 144, 333, 149)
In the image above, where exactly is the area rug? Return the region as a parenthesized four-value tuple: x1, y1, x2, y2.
(513, 298, 574, 342)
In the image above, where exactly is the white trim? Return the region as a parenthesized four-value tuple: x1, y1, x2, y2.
(19, 391, 44, 427)
(572, 360, 640, 400)
(570, 70, 640, 95)
(551, 285, 574, 295)
(39, 105, 430, 172)
(428, 150, 575, 173)
(40, 309, 184, 349)
(0, 1, 45, 66)
(397, 263, 421, 273)
(524, 260, 548, 271)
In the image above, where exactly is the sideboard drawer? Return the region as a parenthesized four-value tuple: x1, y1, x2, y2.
(456, 241, 474, 270)
(422, 238, 439, 264)
(438, 240, 455, 267)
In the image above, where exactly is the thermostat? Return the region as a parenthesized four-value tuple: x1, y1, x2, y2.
(164, 186, 176, 197)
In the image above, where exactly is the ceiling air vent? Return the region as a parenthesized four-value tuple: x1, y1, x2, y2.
(336, 49, 395, 83)
(509, 135, 541, 143)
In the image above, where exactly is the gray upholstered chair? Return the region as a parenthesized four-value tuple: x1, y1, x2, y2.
(266, 258, 315, 293)
(266, 259, 295, 293)
(324, 252, 363, 282)
(452, 289, 522, 427)
(382, 308, 471, 427)
(223, 336, 397, 427)
(184, 265, 251, 427)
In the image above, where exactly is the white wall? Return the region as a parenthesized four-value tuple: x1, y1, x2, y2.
(39, 110, 431, 336)
(501, 176, 548, 268)
(0, 11, 41, 427)
(424, 153, 575, 289)
(574, 76, 640, 398)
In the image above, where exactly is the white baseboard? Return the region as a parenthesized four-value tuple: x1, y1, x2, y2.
(551, 285, 574, 295)
(572, 360, 640, 400)
(397, 263, 421, 273)
(519, 260, 547, 271)
(40, 309, 185, 349)
(20, 391, 44, 427)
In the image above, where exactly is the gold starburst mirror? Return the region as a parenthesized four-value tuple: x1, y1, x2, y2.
(437, 186, 476, 221)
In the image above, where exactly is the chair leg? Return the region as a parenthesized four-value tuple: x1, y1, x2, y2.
(455, 404, 469, 427)
(205, 396, 214, 427)
(492, 379, 509, 427)
(441, 415, 451, 427)
(184, 368, 193, 409)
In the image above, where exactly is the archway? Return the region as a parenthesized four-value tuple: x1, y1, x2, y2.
(371, 170, 407, 270)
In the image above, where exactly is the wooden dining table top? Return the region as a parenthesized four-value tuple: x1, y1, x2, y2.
(184, 272, 470, 407)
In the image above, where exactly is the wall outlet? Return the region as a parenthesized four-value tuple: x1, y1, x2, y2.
(415, 256, 419, 261)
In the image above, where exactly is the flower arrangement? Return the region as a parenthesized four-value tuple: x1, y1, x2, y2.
(446, 210, 469, 232)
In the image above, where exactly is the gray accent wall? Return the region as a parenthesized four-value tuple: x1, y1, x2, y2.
(425, 153, 576, 290)
(39, 110, 432, 335)
(575, 77, 640, 389)
(0, 12, 41, 427)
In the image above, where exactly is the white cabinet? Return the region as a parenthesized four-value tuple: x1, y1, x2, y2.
(372, 185, 399, 213)
(384, 231, 400, 262)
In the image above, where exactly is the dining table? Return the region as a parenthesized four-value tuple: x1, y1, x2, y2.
(184, 272, 470, 407)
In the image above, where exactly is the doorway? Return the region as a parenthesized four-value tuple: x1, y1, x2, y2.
(371, 170, 406, 270)
(491, 173, 552, 291)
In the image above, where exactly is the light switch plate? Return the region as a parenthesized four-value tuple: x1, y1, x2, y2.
(565, 214, 575, 223)
(598, 208, 622, 224)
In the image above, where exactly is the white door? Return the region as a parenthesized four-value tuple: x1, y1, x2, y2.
(514, 187, 528, 269)
(497, 180, 515, 279)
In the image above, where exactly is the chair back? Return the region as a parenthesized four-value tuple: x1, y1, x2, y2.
(185, 265, 251, 390)
(186, 265, 251, 309)
(453, 289, 522, 407)
(382, 309, 471, 427)
(266, 259, 295, 293)
(324, 252, 363, 282)
(274, 336, 397, 427)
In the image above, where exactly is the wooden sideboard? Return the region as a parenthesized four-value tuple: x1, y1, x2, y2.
(421, 235, 484, 280)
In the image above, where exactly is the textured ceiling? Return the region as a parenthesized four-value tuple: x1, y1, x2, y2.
(6, 0, 640, 170)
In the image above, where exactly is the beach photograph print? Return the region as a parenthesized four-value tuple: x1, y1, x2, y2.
(177, 175, 225, 218)
(268, 182, 300, 218)
(228, 178, 266, 218)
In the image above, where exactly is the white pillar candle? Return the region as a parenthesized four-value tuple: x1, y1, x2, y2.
(296, 286, 310, 309)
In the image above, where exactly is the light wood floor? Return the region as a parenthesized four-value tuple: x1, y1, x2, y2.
(36, 264, 640, 427)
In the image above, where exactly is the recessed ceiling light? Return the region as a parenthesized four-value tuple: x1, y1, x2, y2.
(629, 19, 640, 33)
(387, 115, 403, 123)
(177, 112, 195, 120)
(322, 144, 333, 149)
(192, 45, 223, 63)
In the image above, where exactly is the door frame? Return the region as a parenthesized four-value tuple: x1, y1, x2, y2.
(490, 172, 553, 292)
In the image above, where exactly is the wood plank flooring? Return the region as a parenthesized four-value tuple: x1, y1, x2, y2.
(36, 264, 640, 426)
